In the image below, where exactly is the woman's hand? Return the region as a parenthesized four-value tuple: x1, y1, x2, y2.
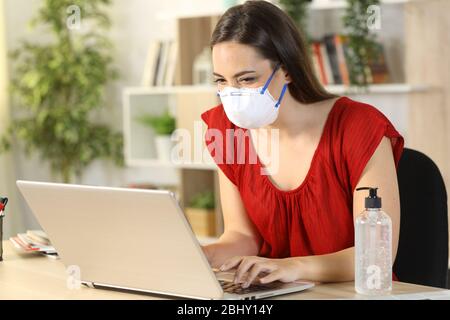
(201, 245, 214, 264)
(220, 256, 302, 288)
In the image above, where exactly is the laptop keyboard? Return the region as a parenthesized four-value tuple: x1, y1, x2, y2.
(218, 279, 283, 295)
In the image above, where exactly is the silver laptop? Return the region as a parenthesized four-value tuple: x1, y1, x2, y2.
(16, 180, 314, 300)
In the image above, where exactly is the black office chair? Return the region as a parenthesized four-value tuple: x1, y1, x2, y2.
(393, 148, 449, 288)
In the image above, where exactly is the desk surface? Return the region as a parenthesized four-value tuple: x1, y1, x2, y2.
(1, 241, 449, 300)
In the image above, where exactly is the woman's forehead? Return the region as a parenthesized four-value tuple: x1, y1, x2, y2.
(212, 42, 269, 75)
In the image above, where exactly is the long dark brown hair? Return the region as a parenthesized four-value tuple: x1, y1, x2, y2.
(210, 0, 336, 104)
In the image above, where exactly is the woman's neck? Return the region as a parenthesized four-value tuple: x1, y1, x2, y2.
(266, 93, 331, 135)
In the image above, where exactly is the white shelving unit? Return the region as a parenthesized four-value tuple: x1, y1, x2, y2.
(122, 86, 218, 171)
(309, 0, 418, 10)
(126, 158, 217, 170)
(124, 83, 429, 96)
(122, 83, 429, 171)
(156, 0, 421, 20)
(325, 84, 429, 95)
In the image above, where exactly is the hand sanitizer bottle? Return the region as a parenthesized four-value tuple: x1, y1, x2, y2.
(355, 187, 392, 295)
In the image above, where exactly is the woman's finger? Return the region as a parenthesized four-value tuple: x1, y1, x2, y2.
(220, 256, 243, 271)
(259, 269, 283, 284)
(234, 256, 260, 283)
(242, 262, 275, 288)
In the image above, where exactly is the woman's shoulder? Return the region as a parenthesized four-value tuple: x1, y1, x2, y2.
(328, 96, 402, 142)
(333, 96, 387, 124)
(326, 96, 404, 191)
(326, 96, 399, 140)
(201, 103, 235, 131)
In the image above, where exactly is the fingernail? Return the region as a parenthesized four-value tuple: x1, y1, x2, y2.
(219, 265, 225, 271)
(242, 282, 249, 288)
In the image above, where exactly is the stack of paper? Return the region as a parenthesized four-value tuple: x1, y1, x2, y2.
(9, 230, 59, 259)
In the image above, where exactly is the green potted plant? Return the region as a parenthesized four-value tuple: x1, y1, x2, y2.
(136, 110, 176, 162)
(279, 0, 312, 39)
(185, 191, 216, 237)
(343, 0, 382, 87)
(0, 0, 123, 183)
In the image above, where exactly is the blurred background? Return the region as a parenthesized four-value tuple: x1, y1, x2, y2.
(0, 0, 449, 251)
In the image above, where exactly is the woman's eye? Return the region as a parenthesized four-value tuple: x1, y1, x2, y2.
(239, 77, 255, 83)
(214, 79, 225, 84)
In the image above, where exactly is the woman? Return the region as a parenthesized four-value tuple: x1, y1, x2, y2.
(200, 0, 404, 289)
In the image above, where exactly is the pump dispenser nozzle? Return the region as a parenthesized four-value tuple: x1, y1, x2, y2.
(356, 187, 381, 209)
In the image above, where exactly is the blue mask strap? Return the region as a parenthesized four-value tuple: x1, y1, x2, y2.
(261, 63, 281, 94)
(275, 83, 288, 108)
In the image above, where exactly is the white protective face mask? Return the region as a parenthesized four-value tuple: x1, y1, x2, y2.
(216, 63, 288, 129)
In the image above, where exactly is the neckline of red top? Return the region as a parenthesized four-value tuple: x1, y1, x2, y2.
(246, 96, 346, 195)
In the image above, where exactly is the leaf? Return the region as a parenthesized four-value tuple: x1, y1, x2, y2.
(189, 191, 215, 209)
(136, 111, 176, 135)
(343, 0, 381, 87)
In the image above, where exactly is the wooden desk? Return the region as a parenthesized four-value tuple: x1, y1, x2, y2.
(0, 241, 449, 300)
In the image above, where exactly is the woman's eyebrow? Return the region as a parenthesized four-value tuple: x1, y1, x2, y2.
(213, 70, 256, 78)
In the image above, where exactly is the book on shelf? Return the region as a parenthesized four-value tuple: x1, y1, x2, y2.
(334, 34, 350, 85)
(164, 40, 179, 86)
(311, 34, 390, 86)
(323, 34, 343, 85)
(141, 41, 160, 87)
(156, 40, 170, 86)
(311, 41, 326, 85)
(152, 41, 162, 86)
(141, 39, 178, 87)
(367, 42, 391, 84)
(9, 230, 59, 259)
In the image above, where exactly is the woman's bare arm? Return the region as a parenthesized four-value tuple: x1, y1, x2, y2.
(223, 137, 401, 285)
(202, 170, 262, 268)
(288, 136, 401, 282)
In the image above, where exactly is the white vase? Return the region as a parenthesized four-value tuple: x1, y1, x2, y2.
(154, 135, 173, 162)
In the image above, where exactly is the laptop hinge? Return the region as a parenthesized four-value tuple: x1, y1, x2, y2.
(83, 281, 95, 289)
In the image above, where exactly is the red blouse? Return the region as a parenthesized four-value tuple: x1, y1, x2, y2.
(201, 96, 404, 280)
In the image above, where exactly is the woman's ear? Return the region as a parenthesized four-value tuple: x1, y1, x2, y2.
(281, 66, 292, 83)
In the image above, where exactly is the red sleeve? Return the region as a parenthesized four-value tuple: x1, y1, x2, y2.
(340, 101, 404, 192)
(201, 105, 238, 186)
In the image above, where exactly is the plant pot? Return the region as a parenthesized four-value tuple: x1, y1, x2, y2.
(154, 135, 174, 162)
(185, 207, 216, 237)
